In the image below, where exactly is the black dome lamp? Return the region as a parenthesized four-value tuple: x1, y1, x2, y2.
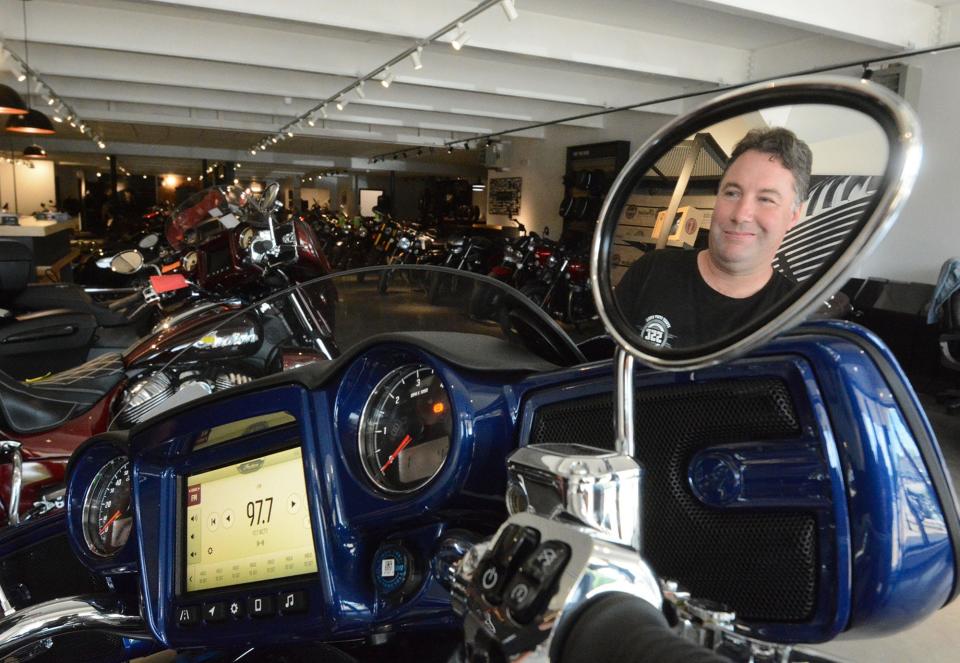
(22, 144, 46, 159)
(0, 84, 28, 115)
(4, 0, 55, 135)
(5, 109, 55, 135)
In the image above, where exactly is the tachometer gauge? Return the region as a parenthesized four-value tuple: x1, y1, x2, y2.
(181, 250, 198, 273)
(359, 364, 453, 494)
(81, 457, 133, 557)
(239, 226, 256, 250)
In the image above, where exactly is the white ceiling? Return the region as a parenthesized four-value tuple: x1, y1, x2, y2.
(0, 0, 958, 181)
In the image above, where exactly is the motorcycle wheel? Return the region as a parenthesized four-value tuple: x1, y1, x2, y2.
(520, 282, 549, 310)
(468, 283, 499, 321)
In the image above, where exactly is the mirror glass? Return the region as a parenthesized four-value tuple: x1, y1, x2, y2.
(138, 233, 160, 250)
(111, 250, 145, 275)
(608, 103, 889, 355)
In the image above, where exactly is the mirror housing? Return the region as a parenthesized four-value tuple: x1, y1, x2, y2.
(591, 77, 921, 371)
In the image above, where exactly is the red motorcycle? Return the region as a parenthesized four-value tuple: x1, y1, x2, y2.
(0, 183, 335, 525)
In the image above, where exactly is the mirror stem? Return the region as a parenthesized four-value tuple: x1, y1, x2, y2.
(615, 348, 635, 458)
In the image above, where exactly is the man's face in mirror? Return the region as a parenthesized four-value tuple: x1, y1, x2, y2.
(709, 149, 802, 276)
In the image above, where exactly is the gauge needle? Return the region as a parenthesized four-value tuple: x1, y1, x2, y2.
(99, 510, 123, 536)
(380, 434, 413, 473)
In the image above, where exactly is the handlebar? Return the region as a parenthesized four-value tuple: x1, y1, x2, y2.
(557, 592, 731, 663)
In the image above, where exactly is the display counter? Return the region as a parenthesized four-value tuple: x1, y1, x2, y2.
(0, 217, 79, 280)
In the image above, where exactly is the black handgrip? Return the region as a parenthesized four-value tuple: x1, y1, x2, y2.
(555, 593, 731, 663)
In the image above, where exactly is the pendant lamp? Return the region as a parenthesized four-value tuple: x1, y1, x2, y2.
(22, 144, 46, 158)
(0, 84, 28, 115)
(5, 109, 55, 134)
(4, 0, 56, 135)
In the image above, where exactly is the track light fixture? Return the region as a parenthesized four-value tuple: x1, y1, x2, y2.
(354, 82, 365, 99)
(320, 105, 328, 119)
(307, 114, 316, 127)
(336, 97, 349, 111)
(500, 0, 518, 21)
(861, 64, 874, 80)
(451, 23, 469, 50)
(287, 130, 294, 137)
(447, 146, 454, 154)
(381, 68, 395, 88)
(411, 46, 423, 70)
(15, 68, 26, 83)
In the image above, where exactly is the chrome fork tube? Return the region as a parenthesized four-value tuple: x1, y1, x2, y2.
(0, 442, 23, 526)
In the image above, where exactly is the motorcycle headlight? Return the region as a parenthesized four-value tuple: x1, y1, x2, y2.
(398, 237, 412, 250)
(548, 255, 558, 267)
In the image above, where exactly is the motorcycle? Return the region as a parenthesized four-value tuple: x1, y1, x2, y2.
(0, 78, 954, 663)
(0, 182, 335, 525)
(427, 233, 502, 305)
(519, 242, 597, 327)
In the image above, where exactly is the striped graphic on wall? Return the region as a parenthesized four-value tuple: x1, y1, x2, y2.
(773, 175, 881, 282)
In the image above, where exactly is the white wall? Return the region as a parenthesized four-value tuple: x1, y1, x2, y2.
(856, 48, 960, 284)
(485, 111, 669, 237)
(0, 160, 56, 215)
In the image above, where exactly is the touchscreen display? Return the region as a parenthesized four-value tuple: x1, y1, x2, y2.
(184, 446, 318, 592)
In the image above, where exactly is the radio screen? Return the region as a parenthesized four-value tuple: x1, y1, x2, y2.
(184, 446, 318, 592)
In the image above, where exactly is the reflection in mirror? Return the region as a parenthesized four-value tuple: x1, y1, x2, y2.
(611, 104, 888, 351)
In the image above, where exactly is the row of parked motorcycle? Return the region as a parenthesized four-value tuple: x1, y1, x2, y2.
(0, 182, 600, 525)
(309, 209, 598, 326)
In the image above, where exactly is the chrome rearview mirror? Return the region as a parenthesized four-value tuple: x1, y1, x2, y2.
(592, 76, 921, 372)
(110, 250, 145, 275)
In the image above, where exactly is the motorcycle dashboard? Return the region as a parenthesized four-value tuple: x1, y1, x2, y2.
(99, 339, 537, 648)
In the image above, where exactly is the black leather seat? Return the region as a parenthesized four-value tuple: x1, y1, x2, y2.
(0, 353, 124, 434)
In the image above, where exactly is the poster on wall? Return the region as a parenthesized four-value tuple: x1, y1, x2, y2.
(488, 177, 522, 216)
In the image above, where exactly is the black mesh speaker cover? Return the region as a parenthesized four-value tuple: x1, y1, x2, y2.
(529, 377, 818, 622)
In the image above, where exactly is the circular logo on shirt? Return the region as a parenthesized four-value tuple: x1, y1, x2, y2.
(639, 314, 672, 348)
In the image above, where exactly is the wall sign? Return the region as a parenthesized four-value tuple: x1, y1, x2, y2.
(488, 177, 522, 216)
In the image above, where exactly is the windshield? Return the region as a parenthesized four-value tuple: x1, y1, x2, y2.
(167, 185, 250, 250)
(113, 265, 600, 429)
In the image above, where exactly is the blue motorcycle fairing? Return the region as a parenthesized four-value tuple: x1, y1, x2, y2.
(47, 320, 958, 651)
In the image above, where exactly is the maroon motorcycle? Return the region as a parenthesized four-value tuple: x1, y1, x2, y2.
(0, 183, 335, 525)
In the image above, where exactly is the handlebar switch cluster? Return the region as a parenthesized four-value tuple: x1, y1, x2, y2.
(503, 541, 570, 624)
(453, 512, 662, 662)
(477, 524, 539, 605)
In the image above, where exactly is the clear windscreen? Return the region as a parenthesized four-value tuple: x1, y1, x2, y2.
(113, 266, 597, 429)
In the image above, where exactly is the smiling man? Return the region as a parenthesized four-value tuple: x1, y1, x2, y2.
(616, 127, 812, 349)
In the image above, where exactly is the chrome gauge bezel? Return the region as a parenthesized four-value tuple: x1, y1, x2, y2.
(238, 225, 256, 250)
(358, 363, 453, 495)
(181, 250, 199, 272)
(81, 456, 133, 558)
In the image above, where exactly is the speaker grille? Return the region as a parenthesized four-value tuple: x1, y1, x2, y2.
(529, 377, 818, 622)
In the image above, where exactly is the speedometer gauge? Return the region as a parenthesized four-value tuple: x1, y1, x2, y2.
(359, 364, 453, 494)
(81, 457, 133, 557)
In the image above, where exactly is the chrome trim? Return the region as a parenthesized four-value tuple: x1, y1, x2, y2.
(0, 595, 148, 659)
(453, 512, 661, 663)
(590, 76, 923, 372)
(506, 445, 642, 549)
(614, 348, 635, 458)
(0, 581, 14, 618)
(0, 441, 23, 527)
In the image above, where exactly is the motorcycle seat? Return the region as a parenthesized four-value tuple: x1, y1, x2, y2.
(0, 353, 124, 434)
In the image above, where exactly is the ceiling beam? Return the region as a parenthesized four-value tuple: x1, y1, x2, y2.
(6, 135, 484, 178)
(129, 0, 749, 83)
(676, 0, 941, 49)
(0, 0, 722, 111)
(3, 43, 635, 127)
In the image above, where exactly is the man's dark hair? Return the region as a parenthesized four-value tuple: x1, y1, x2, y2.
(725, 127, 813, 208)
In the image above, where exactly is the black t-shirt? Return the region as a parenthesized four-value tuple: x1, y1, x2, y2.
(615, 249, 796, 349)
